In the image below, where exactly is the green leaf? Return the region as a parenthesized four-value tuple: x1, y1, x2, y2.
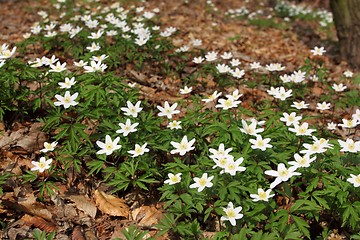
(290, 199, 321, 213)
(283, 224, 302, 240)
(87, 160, 104, 175)
(134, 181, 148, 190)
(180, 193, 194, 206)
(291, 215, 310, 239)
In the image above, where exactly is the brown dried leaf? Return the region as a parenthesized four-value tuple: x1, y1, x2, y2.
(131, 205, 164, 227)
(311, 85, 323, 96)
(18, 193, 53, 221)
(72, 225, 85, 240)
(94, 190, 129, 217)
(7, 219, 31, 240)
(0, 122, 46, 152)
(83, 226, 98, 240)
(21, 214, 57, 232)
(202, 231, 217, 239)
(70, 195, 97, 219)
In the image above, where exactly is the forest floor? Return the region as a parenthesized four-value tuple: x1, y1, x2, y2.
(0, 0, 357, 239)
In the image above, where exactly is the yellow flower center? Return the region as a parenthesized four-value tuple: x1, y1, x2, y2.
(257, 140, 264, 147)
(224, 99, 233, 107)
(180, 143, 188, 150)
(171, 176, 179, 182)
(259, 191, 267, 200)
(227, 209, 236, 218)
(299, 127, 306, 134)
(3, 51, 11, 57)
(348, 143, 355, 151)
(135, 147, 142, 154)
(219, 158, 227, 166)
(279, 169, 288, 177)
(310, 144, 319, 151)
(298, 157, 306, 165)
(246, 127, 254, 134)
(228, 164, 235, 170)
(64, 96, 71, 103)
(199, 178, 207, 186)
(355, 176, 360, 184)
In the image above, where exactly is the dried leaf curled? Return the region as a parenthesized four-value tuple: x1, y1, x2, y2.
(131, 205, 163, 227)
(21, 214, 57, 232)
(72, 225, 85, 240)
(70, 195, 97, 219)
(94, 190, 129, 217)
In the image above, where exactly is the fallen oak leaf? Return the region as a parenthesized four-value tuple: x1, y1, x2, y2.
(69, 195, 97, 219)
(131, 205, 164, 227)
(21, 214, 57, 232)
(18, 193, 53, 221)
(94, 190, 129, 217)
(0, 122, 46, 153)
(72, 225, 85, 240)
(2, 193, 54, 222)
(83, 226, 98, 240)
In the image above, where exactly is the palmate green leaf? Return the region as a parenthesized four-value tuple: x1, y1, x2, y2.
(55, 123, 71, 141)
(337, 190, 350, 205)
(351, 234, 360, 239)
(213, 231, 228, 240)
(102, 166, 117, 181)
(204, 205, 214, 222)
(121, 161, 136, 177)
(38, 181, 57, 198)
(290, 199, 321, 213)
(155, 213, 176, 236)
(341, 203, 360, 230)
(121, 225, 150, 240)
(86, 159, 104, 175)
(283, 224, 302, 240)
(201, 121, 231, 138)
(72, 158, 82, 173)
(32, 97, 42, 111)
(269, 209, 289, 232)
(20, 170, 38, 183)
(247, 228, 264, 239)
(305, 176, 319, 193)
(174, 221, 195, 236)
(69, 125, 82, 146)
(231, 228, 247, 240)
(291, 215, 310, 239)
(108, 174, 131, 192)
(134, 174, 158, 190)
(134, 181, 148, 190)
(180, 193, 194, 206)
(246, 203, 266, 218)
(72, 123, 92, 145)
(311, 192, 330, 210)
(250, 230, 278, 240)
